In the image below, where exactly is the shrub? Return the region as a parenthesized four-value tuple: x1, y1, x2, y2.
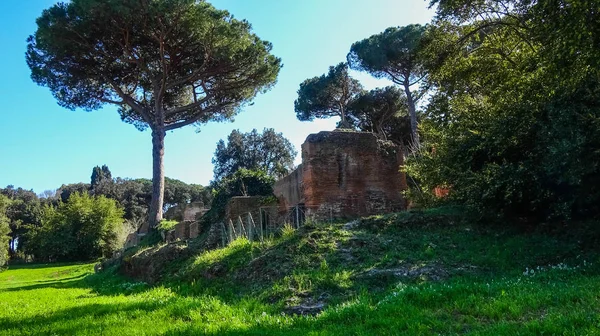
(203, 169, 275, 224)
(26, 192, 125, 262)
(406, 1, 600, 222)
(157, 220, 179, 232)
(0, 195, 11, 268)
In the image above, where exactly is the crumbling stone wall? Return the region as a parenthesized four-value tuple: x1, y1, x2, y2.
(164, 221, 201, 243)
(273, 164, 303, 208)
(274, 131, 407, 219)
(124, 233, 140, 249)
(225, 196, 276, 226)
(164, 201, 207, 222)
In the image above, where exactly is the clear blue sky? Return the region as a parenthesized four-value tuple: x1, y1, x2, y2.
(0, 0, 434, 193)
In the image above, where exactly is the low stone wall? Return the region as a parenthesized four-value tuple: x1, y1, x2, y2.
(164, 202, 208, 222)
(273, 164, 303, 208)
(225, 196, 277, 226)
(124, 233, 140, 249)
(164, 221, 201, 243)
(189, 222, 199, 239)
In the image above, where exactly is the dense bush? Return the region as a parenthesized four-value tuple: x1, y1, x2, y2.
(0, 186, 44, 260)
(406, 0, 600, 221)
(26, 192, 125, 262)
(203, 169, 275, 224)
(0, 195, 11, 268)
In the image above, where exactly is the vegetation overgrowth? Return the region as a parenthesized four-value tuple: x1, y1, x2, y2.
(3, 208, 600, 335)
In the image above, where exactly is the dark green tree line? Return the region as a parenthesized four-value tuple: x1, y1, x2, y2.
(406, 0, 600, 220)
(25, 192, 125, 262)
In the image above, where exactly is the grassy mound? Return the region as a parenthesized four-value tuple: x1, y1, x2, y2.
(3, 207, 600, 335)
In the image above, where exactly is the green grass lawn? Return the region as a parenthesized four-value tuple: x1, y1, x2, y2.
(2, 208, 600, 335)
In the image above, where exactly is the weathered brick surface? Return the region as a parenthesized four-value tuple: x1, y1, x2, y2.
(273, 164, 303, 208)
(189, 222, 199, 239)
(124, 233, 139, 249)
(165, 202, 208, 221)
(174, 222, 193, 241)
(225, 196, 276, 226)
(274, 131, 407, 219)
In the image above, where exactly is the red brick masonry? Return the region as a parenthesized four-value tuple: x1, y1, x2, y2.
(274, 131, 407, 219)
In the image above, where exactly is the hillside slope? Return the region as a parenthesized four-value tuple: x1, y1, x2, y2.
(117, 207, 600, 334)
(3, 208, 600, 335)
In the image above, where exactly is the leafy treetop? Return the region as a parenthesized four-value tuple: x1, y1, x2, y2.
(294, 62, 362, 128)
(212, 128, 297, 181)
(348, 24, 428, 146)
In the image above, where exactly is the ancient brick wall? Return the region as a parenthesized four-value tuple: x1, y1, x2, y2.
(189, 222, 199, 239)
(273, 164, 303, 208)
(299, 131, 407, 219)
(164, 202, 207, 222)
(225, 196, 276, 226)
(124, 233, 140, 249)
(173, 222, 190, 240)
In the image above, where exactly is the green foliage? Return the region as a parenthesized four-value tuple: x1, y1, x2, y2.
(26, 192, 125, 262)
(157, 220, 179, 232)
(0, 186, 44, 259)
(92, 175, 211, 228)
(27, 0, 282, 128)
(348, 24, 427, 85)
(348, 24, 428, 144)
(212, 128, 297, 181)
(0, 195, 11, 268)
(163, 177, 211, 210)
(57, 183, 91, 203)
(280, 223, 297, 239)
(205, 169, 275, 223)
(90, 165, 112, 189)
(295, 62, 363, 127)
(407, 0, 600, 221)
(92, 177, 151, 226)
(347, 86, 412, 145)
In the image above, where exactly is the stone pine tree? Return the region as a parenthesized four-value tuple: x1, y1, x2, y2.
(27, 0, 282, 232)
(348, 25, 427, 146)
(347, 86, 410, 143)
(294, 63, 362, 128)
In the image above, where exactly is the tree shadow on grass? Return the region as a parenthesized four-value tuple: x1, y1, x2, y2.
(5, 262, 92, 270)
(0, 273, 88, 292)
(0, 300, 171, 335)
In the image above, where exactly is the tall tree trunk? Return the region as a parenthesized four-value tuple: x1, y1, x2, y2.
(338, 103, 350, 129)
(403, 82, 420, 148)
(142, 127, 166, 233)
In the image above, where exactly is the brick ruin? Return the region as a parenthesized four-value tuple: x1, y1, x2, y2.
(273, 130, 408, 220)
(162, 201, 207, 242)
(125, 130, 408, 250)
(164, 201, 208, 222)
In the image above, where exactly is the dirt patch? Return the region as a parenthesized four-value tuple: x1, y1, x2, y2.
(284, 292, 329, 316)
(360, 263, 449, 282)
